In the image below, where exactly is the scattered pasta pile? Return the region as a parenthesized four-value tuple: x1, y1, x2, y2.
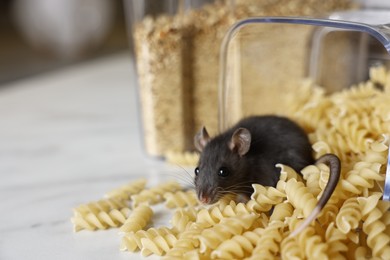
(72, 67, 390, 259)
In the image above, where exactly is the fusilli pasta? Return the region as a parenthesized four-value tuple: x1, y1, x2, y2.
(325, 223, 348, 259)
(246, 183, 286, 213)
(164, 190, 199, 208)
(247, 221, 285, 259)
(170, 207, 198, 232)
(140, 233, 178, 256)
(120, 227, 176, 252)
(131, 181, 182, 206)
(119, 205, 153, 233)
(105, 178, 147, 201)
(72, 66, 390, 259)
(73, 197, 127, 216)
(358, 193, 390, 258)
(71, 207, 131, 231)
(211, 228, 264, 259)
(198, 214, 259, 253)
(163, 223, 204, 259)
(335, 197, 361, 235)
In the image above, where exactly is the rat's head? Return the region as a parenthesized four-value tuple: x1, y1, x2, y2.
(193, 126, 252, 204)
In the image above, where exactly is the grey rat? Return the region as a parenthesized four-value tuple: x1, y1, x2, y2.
(194, 115, 340, 236)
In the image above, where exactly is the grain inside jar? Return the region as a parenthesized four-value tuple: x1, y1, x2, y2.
(131, 0, 356, 157)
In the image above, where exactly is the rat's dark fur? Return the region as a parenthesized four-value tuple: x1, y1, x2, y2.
(195, 115, 314, 204)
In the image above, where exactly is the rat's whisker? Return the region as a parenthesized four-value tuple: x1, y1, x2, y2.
(218, 190, 246, 196)
(224, 184, 252, 190)
(220, 188, 252, 196)
(222, 186, 252, 193)
(217, 190, 242, 197)
(168, 163, 195, 180)
(223, 180, 255, 189)
(176, 164, 196, 177)
(216, 192, 240, 202)
(163, 171, 191, 182)
(215, 186, 226, 192)
(218, 190, 239, 196)
(216, 191, 236, 199)
(174, 172, 195, 185)
(163, 172, 195, 188)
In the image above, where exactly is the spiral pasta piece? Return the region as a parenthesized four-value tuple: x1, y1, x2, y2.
(358, 193, 390, 258)
(297, 224, 329, 259)
(281, 235, 304, 260)
(285, 178, 317, 219)
(71, 207, 131, 231)
(335, 197, 361, 235)
(164, 190, 199, 208)
(120, 205, 153, 233)
(218, 200, 255, 216)
(317, 202, 339, 226)
(211, 228, 263, 259)
(332, 83, 377, 115)
(310, 130, 351, 161)
(198, 214, 258, 253)
(246, 183, 286, 213)
(120, 227, 176, 252)
(71, 197, 130, 231)
(163, 223, 204, 259)
(269, 202, 294, 223)
(276, 163, 303, 182)
(171, 207, 198, 232)
(370, 65, 390, 86)
(140, 233, 178, 256)
(301, 164, 323, 197)
(73, 197, 128, 216)
(285, 79, 322, 115)
(341, 161, 384, 197)
(247, 221, 285, 260)
(196, 200, 256, 227)
(131, 181, 182, 206)
(105, 179, 147, 201)
(325, 222, 348, 258)
(332, 117, 371, 153)
(291, 93, 331, 132)
(364, 135, 389, 165)
(361, 114, 390, 135)
(312, 141, 333, 158)
(181, 249, 203, 260)
(195, 206, 225, 228)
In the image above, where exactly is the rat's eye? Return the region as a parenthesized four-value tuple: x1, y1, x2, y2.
(194, 167, 200, 176)
(218, 167, 229, 177)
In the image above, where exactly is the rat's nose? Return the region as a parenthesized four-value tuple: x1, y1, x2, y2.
(199, 193, 211, 204)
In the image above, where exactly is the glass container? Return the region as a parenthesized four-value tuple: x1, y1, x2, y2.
(218, 11, 390, 200)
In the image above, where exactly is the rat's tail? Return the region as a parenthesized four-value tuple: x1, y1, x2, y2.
(289, 153, 341, 237)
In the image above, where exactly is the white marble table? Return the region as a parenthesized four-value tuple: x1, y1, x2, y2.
(0, 53, 186, 260)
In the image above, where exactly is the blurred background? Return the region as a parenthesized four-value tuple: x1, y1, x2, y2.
(0, 0, 129, 85)
(0, 0, 387, 86)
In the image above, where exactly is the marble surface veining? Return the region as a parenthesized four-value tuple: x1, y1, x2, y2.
(0, 53, 189, 260)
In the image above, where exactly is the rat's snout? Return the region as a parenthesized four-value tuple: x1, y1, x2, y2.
(198, 189, 214, 204)
(199, 194, 211, 204)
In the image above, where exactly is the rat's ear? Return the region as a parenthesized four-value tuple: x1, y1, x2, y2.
(229, 128, 251, 157)
(194, 126, 210, 152)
